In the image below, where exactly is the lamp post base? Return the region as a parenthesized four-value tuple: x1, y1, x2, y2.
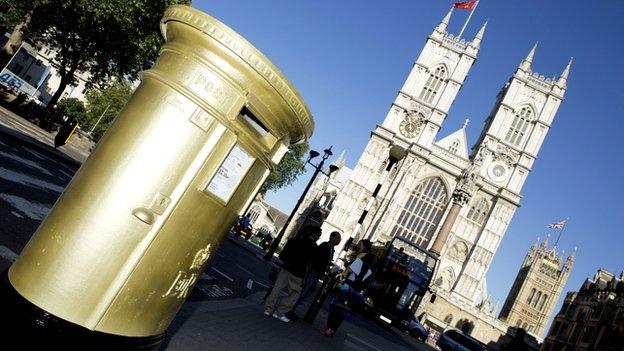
(0, 269, 164, 350)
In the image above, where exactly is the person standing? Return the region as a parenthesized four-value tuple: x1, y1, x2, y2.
(264, 225, 321, 322)
(321, 239, 373, 336)
(287, 231, 342, 318)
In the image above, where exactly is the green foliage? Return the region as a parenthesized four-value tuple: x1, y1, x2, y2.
(260, 142, 309, 194)
(83, 81, 134, 140)
(0, 1, 33, 33)
(57, 97, 86, 123)
(24, 0, 191, 107)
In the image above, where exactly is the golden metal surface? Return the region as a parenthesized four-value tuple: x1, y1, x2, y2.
(8, 5, 313, 336)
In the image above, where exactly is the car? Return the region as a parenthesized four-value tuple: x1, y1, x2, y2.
(398, 317, 429, 342)
(436, 329, 489, 351)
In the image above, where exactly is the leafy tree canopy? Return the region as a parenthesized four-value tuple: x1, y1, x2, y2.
(0, 1, 35, 33)
(57, 97, 86, 123)
(83, 80, 133, 140)
(25, 0, 190, 108)
(260, 142, 309, 194)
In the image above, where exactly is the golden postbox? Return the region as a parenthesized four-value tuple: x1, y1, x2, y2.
(6, 5, 313, 338)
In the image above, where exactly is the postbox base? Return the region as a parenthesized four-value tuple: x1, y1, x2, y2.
(0, 269, 164, 350)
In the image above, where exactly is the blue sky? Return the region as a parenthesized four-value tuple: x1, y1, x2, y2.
(194, 0, 624, 326)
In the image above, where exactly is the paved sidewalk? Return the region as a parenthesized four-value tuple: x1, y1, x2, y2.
(162, 291, 429, 351)
(0, 105, 92, 165)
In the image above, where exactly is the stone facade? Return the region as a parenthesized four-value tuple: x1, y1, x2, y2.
(289, 8, 572, 345)
(542, 269, 624, 351)
(282, 151, 352, 239)
(419, 291, 508, 345)
(498, 239, 574, 337)
(247, 198, 288, 237)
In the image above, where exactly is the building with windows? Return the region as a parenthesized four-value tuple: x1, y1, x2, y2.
(499, 239, 574, 336)
(281, 151, 353, 240)
(541, 269, 624, 351)
(300, 8, 570, 344)
(0, 34, 89, 104)
(246, 198, 288, 237)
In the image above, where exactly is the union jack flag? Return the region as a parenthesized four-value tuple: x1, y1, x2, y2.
(547, 220, 566, 229)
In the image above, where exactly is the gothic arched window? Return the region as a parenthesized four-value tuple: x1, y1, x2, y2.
(390, 177, 448, 247)
(505, 106, 534, 147)
(444, 314, 454, 324)
(449, 139, 461, 154)
(527, 288, 536, 304)
(378, 159, 389, 174)
(419, 65, 447, 104)
(248, 206, 261, 224)
(467, 198, 489, 225)
(532, 291, 542, 308)
(539, 294, 548, 311)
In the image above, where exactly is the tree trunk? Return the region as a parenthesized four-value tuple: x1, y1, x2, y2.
(47, 74, 70, 109)
(41, 74, 69, 130)
(0, 9, 34, 69)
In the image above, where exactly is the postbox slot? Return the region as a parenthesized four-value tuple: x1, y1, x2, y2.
(240, 106, 269, 137)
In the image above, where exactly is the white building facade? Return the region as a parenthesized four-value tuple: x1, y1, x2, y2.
(282, 151, 353, 240)
(316, 8, 571, 342)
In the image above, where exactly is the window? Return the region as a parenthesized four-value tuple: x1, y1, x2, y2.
(378, 159, 389, 174)
(539, 294, 548, 311)
(551, 321, 561, 336)
(390, 177, 448, 247)
(505, 106, 534, 147)
(532, 291, 542, 308)
(581, 326, 595, 344)
(419, 65, 447, 104)
(467, 198, 489, 225)
(558, 323, 569, 338)
(12, 63, 24, 75)
(248, 206, 261, 224)
(448, 139, 460, 154)
(527, 288, 536, 304)
(444, 314, 453, 324)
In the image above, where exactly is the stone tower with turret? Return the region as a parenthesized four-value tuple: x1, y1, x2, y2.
(306, 8, 572, 341)
(498, 238, 575, 336)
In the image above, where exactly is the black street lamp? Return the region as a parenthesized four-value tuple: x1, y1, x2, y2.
(264, 146, 338, 260)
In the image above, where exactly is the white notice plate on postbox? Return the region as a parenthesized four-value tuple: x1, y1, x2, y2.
(206, 144, 253, 202)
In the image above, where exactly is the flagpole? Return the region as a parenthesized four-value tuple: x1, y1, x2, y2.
(553, 217, 569, 249)
(458, 0, 480, 38)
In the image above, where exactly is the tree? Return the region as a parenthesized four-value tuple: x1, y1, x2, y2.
(83, 81, 133, 140)
(0, 1, 42, 69)
(260, 142, 309, 194)
(57, 97, 86, 123)
(25, 0, 190, 112)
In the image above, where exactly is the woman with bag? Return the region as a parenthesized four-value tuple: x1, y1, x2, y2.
(320, 239, 374, 336)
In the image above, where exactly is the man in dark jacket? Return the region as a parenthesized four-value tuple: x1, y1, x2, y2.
(287, 231, 342, 318)
(264, 225, 321, 322)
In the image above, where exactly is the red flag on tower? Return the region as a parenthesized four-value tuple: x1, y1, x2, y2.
(454, 0, 477, 10)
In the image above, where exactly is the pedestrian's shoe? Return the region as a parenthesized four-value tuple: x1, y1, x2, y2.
(263, 310, 271, 316)
(272, 313, 290, 322)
